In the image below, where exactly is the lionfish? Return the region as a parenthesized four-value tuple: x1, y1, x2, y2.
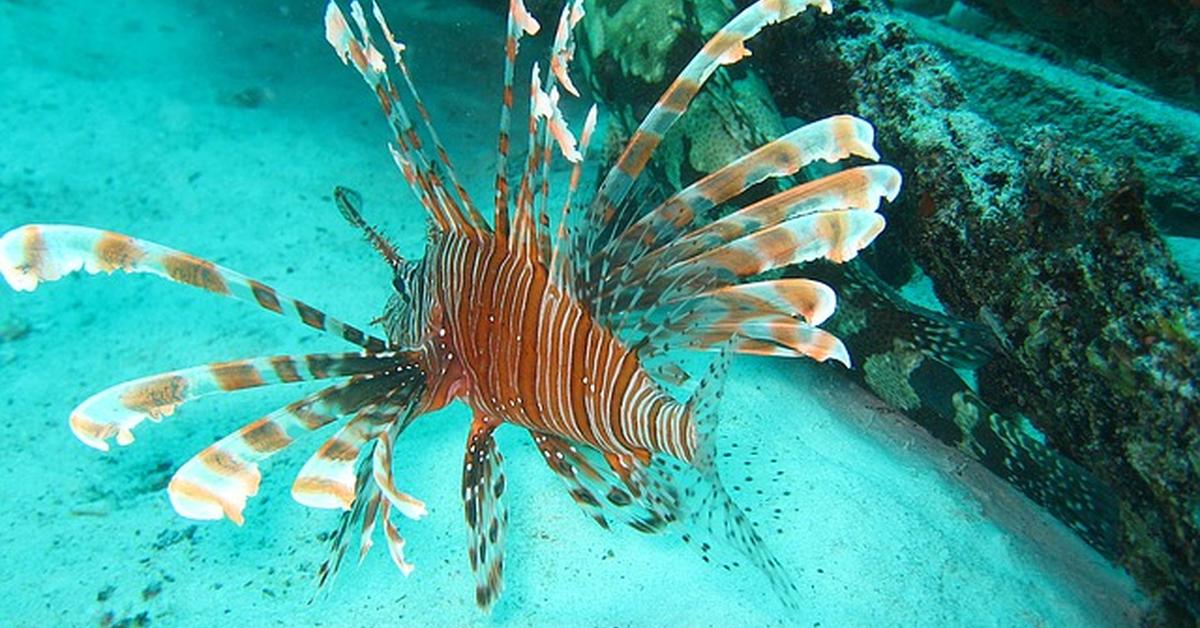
(0, 0, 900, 612)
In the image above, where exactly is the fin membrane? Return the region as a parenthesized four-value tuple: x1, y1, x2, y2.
(530, 430, 673, 534)
(463, 418, 509, 610)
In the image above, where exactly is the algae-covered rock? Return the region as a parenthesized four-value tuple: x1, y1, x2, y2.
(749, 2, 1200, 619)
(581, 0, 687, 84)
(961, 0, 1200, 110)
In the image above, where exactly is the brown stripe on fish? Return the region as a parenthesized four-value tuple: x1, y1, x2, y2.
(295, 301, 328, 331)
(20, 225, 47, 277)
(374, 83, 393, 116)
(119, 374, 189, 418)
(162, 252, 230, 294)
(269, 356, 304, 383)
(293, 476, 355, 508)
(616, 135, 657, 181)
(248, 280, 284, 313)
(606, 351, 640, 450)
(241, 417, 294, 454)
(659, 77, 701, 115)
(197, 446, 257, 485)
(287, 398, 336, 430)
(318, 435, 362, 462)
(69, 412, 116, 446)
(306, 353, 335, 379)
(342, 326, 366, 346)
(94, 231, 144, 272)
(698, 27, 747, 64)
(168, 477, 246, 525)
(209, 360, 268, 391)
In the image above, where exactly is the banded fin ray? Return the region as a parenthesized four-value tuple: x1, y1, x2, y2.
(316, 442, 384, 593)
(548, 103, 599, 296)
(578, 0, 835, 277)
(597, 167, 899, 323)
(168, 371, 408, 525)
(326, 1, 485, 235)
(612, 165, 900, 289)
(512, 3, 586, 264)
(492, 0, 542, 237)
(311, 389, 426, 593)
(316, 405, 434, 597)
(597, 115, 882, 281)
(68, 351, 416, 452)
(600, 208, 886, 360)
(0, 224, 388, 352)
(294, 372, 426, 511)
(529, 430, 673, 534)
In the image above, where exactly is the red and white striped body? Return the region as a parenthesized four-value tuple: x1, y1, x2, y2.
(420, 232, 695, 463)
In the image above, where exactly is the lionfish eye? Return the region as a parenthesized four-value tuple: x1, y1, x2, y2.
(392, 275, 407, 293)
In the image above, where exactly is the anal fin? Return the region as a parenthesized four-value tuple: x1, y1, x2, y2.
(529, 430, 672, 534)
(463, 416, 508, 610)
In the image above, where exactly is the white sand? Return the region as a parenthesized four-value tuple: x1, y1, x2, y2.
(0, 1, 1145, 625)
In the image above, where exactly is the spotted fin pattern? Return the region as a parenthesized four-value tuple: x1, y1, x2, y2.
(530, 430, 672, 534)
(463, 417, 509, 610)
(674, 346, 804, 609)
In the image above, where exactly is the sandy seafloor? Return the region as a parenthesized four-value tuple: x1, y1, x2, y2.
(0, 0, 1156, 626)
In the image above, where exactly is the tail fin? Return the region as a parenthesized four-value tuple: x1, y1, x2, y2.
(658, 346, 804, 610)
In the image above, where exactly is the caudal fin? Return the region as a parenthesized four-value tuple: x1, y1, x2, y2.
(659, 346, 805, 610)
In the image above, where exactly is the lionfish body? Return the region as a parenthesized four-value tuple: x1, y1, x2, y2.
(0, 0, 901, 612)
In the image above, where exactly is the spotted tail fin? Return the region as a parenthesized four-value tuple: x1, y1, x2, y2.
(668, 346, 804, 610)
(0, 224, 388, 352)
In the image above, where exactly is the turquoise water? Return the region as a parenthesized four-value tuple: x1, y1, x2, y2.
(0, 1, 1153, 626)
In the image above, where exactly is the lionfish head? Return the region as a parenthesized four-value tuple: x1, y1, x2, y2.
(380, 258, 428, 348)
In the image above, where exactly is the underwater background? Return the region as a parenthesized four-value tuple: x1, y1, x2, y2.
(0, 0, 1194, 626)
